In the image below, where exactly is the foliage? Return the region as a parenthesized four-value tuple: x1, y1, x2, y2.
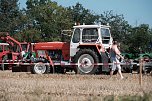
(129, 24, 152, 51)
(68, 2, 100, 25)
(25, 0, 73, 41)
(13, 28, 41, 42)
(0, 0, 22, 33)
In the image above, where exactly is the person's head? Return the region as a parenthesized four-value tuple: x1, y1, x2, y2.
(113, 40, 118, 45)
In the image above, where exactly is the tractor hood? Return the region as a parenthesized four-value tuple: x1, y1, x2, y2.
(34, 42, 70, 50)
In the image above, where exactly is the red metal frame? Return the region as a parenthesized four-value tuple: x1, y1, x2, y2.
(0, 43, 9, 60)
(0, 32, 22, 52)
(34, 42, 70, 61)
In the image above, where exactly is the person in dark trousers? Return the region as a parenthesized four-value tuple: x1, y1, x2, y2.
(110, 40, 124, 79)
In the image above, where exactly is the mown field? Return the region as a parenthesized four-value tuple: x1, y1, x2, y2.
(0, 71, 152, 101)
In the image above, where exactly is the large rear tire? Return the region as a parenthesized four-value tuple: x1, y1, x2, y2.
(74, 49, 99, 74)
(31, 58, 50, 74)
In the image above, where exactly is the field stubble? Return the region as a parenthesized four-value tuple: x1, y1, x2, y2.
(0, 71, 152, 101)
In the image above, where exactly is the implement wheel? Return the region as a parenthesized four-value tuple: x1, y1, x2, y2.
(74, 49, 99, 74)
(31, 59, 50, 74)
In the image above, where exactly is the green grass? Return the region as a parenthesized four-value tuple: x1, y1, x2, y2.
(103, 92, 152, 101)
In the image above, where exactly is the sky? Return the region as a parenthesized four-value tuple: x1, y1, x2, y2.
(18, 0, 152, 28)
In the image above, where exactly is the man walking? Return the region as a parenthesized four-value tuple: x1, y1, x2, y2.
(110, 40, 124, 79)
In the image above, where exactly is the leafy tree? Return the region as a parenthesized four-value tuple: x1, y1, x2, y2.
(68, 2, 100, 25)
(129, 24, 152, 52)
(24, 0, 73, 42)
(0, 0, 21, 33)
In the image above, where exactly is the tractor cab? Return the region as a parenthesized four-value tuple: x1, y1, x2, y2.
(70, 24, 112, 57)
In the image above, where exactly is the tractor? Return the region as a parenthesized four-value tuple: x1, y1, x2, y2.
(31, 24, 113, 74)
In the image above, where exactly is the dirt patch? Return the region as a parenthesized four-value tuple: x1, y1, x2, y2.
(0, 71, 152, 101)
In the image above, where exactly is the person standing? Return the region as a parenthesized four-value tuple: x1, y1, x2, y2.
(110, 41, 124, 79)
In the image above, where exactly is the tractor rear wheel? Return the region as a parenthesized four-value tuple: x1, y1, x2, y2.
(74, 49, 99, 74)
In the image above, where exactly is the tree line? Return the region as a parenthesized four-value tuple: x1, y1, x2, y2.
(0, 0, 152, 52)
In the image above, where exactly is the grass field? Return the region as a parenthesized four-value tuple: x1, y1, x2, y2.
(0, 71, 152, 101)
